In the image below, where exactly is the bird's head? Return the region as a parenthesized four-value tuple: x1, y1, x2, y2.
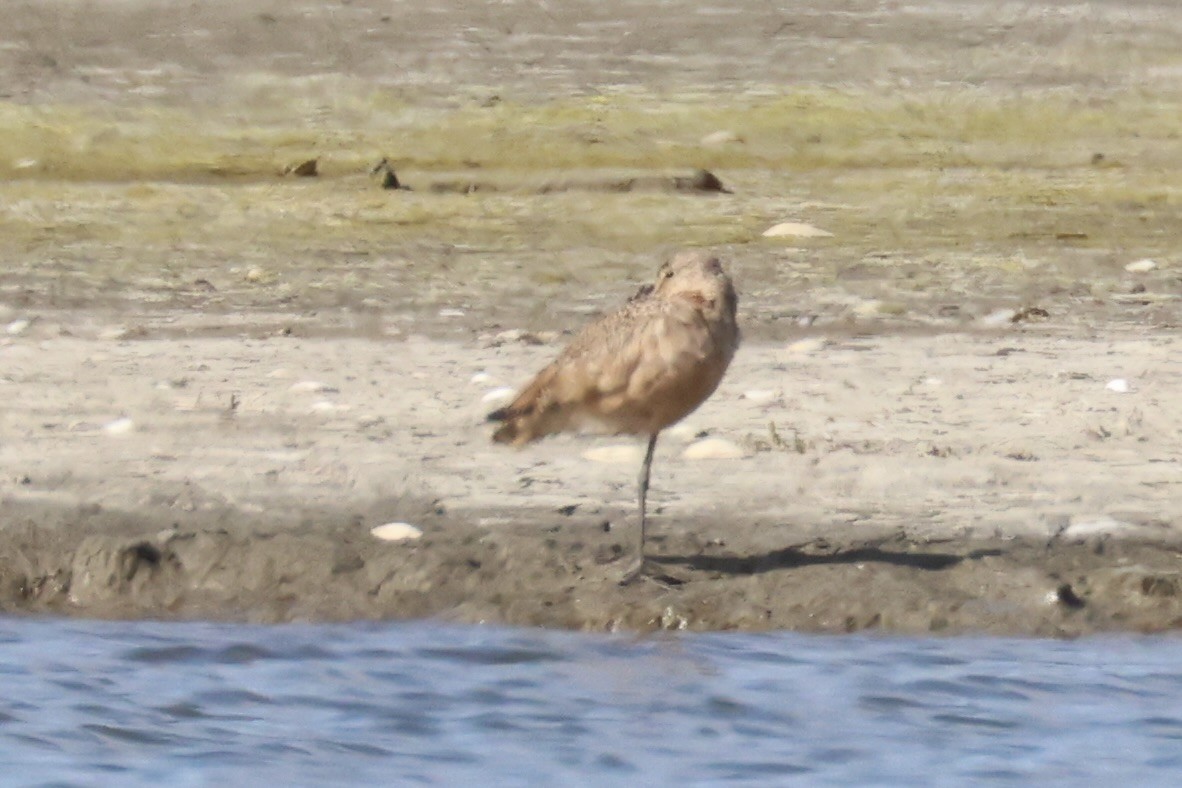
(652, 250, 737, 315)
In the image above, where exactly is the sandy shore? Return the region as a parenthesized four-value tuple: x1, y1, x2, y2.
(2, 0, 1182, 633)
(3, 312, 1182, 635)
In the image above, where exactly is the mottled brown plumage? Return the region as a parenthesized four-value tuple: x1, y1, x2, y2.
(488, 250, 739, 581)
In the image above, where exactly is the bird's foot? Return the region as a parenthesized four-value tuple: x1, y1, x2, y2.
(618, 558, 685, 588)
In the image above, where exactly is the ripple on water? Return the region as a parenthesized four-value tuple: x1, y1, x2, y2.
(415, 644, 564, 665)
(192, 688, 273, 707)
(707, 760, 813, 780)
(1140, 716, 1182, 741)
(81, 723, 180, 747)
(123, 642, 333, 664)
(857, 693, 929, 712)
(929, 712, 1022, 731)
(0, 622, 1181, 783)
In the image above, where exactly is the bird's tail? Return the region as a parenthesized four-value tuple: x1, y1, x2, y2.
(486, 367, 565, 446)
(486, 405, 522, 444)
(488, 403, 552, 445)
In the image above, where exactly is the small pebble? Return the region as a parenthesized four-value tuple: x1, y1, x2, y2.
(290, 380, 335, 393)
(853, 300, 906, 317)
(583, 445, 642, 464)
(852, 300, 882, 317)
(483, 329, 550, 348)
(490, 328, 526, 344)
(701, 130, 743, 146)
(370, 522, 423, 542)
(263, 450, 306, 462)
(786, 338, 825, 355)
(470, 372, 493, 384)
(1125, 259, 1157, 273)
(438, 308, 466, 318)
(682, 437, 746, 460)
(979, 309, 1017, 327)
(284, 158, 318, 177)
(762, 222, 834, 239)
(492, 329, 547, 346)
(1105, 378, 1130, 393)
(5, 319, 30, 336)
(309, 400, 347, 414)
(102, 417, 135, 435)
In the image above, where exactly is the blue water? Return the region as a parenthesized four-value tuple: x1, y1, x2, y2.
(1, 619, 1181, 785)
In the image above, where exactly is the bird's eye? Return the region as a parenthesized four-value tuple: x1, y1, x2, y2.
(660, 266, 674, 279)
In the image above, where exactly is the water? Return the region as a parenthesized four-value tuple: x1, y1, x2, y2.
(2, 620, 1181, 785)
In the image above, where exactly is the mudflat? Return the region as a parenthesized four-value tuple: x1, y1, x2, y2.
(2, 1, 1181, 634)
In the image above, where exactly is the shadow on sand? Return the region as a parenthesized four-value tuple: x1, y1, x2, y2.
(656, 543, 1004, 576)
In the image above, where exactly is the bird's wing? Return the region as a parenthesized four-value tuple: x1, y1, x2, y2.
(594, 302, 714, 413)
(490, 298, 717, 442)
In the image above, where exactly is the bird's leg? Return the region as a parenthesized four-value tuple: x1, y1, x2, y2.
(638, 432, 658, 558)
(621, 433, 659, 584)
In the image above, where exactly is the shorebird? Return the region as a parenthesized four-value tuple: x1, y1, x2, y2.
(488, 250, 740, 581)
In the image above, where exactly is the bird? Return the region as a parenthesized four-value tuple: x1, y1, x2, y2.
(488, 250, 740, 582)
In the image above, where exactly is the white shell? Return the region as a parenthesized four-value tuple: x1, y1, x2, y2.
(1105, 378, 1130, 393)
(102, 417, 135, 435)
(701, 130, 742, 146)
(481, 386, 516, 405)
(583, 445, 643, 464)
(762, 222, 834, 238)
(371, 522, 424, 542)
(682, 437, 746, 460)
(786, 338, 825, 355)
(741, 389, 780, 404)
(5, 319, 30, 336)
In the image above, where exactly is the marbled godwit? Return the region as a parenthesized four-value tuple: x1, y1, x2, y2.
(488, 250, 739, 581)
